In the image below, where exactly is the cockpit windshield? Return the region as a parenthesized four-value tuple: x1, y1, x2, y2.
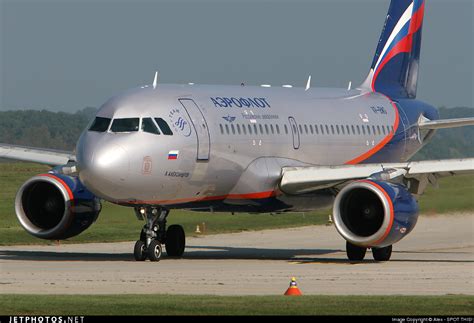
(141, 118, 161, 135)
(155, 118, 173, 135)
(110, 118, 140, 133)
(88, 117, 111, 132)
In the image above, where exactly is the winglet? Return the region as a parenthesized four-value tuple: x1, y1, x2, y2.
(305, 75, 311, 91)
(152, 71, 159, 89)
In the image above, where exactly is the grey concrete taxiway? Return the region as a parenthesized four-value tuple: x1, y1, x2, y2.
(1, 214, 473, 295)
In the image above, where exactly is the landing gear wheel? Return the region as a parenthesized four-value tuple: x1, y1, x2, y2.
(166, 225, 186, 257)
(148, 240, 162, 262)
(346, 241, 367, 261)
(139, 229, 146, 242)
(372, 245, 392, 261)
(133, 240, 147, 261)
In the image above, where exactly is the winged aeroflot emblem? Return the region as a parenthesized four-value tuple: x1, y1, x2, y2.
(222, 115, 236, 123)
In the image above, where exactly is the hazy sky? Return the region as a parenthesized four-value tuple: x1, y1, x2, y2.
(1, 0, 473, 112)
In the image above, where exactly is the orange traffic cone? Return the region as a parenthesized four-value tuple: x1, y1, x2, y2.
(284, 277, 302, 296)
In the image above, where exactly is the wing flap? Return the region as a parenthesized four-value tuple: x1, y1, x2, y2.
(0, 144, 75, 166)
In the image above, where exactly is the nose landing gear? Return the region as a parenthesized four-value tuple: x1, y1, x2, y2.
(133, 207, 186, 262)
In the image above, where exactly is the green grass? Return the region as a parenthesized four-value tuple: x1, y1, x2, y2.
(0, 162, 473, 245)
(0, 294, 472, 315)
(418, 174, 474, 214)
(0, 163, 328, 245)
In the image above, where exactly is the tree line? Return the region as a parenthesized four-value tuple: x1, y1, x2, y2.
(0, 106, 472, 159)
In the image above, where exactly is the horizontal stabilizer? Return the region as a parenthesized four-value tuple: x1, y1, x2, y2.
(418, 117, 474, 130)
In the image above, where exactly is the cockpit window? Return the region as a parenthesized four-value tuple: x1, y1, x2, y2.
(142, 118, 161, 135)
(89, 117, 111, 132)
(110, 118, 140, 132)
(155, 118, 173, 135)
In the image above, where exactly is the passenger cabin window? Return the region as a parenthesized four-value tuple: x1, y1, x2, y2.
(155, 118, 173, 135)
(111, 118, 139, 132)
(142, 118, 160, 135)
(89, 117, 111, 132)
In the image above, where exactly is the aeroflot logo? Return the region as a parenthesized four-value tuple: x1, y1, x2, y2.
(211, 97, 271, 108)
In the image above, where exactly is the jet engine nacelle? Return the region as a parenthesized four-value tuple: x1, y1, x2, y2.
(15, 173, 101, 240)
(333, 180, 419, 248)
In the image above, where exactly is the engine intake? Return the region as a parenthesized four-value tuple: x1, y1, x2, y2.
(333, 180, 419, 248)
(15, 173, 101, 240)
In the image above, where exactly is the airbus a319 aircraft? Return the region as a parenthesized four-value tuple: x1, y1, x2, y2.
(2, 0, 473, 262)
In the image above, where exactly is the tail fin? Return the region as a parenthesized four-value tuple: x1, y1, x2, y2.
(361, 0, 426, 99)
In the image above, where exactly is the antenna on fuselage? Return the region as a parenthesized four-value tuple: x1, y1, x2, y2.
(152, 71, 159, 89)
(305, 75, 311, 91)
(347, 81, 352, 91)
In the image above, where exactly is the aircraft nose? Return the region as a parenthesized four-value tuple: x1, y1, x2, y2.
(77, 138, 130, 198)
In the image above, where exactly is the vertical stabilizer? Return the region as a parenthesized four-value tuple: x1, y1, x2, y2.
(361, 0, 425, 99)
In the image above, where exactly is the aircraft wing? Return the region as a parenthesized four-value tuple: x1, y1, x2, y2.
(280, 158, 474, 196)
(0, 143, 75, 166)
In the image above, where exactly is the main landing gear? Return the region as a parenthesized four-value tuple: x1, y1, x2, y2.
(133, 207, 186, 262)
(346, 241, 392, 261)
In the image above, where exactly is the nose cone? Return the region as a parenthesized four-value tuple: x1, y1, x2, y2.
(77, 133, 130, 199)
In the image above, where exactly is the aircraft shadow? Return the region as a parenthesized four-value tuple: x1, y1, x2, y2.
(0, 246, 471, 264)
(0, 250, 132, 262)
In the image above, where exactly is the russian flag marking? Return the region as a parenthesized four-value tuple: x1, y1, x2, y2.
(168, 150, 179, 160)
